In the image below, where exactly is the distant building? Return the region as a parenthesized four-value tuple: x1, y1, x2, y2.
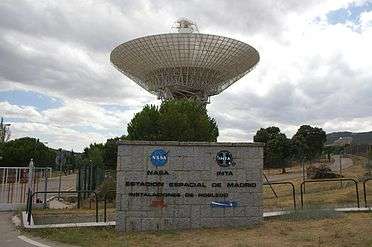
(333, 137, 353, 146)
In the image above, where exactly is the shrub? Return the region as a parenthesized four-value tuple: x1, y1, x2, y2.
(95, 173, 116, 201)
(306, 164, 342, 179)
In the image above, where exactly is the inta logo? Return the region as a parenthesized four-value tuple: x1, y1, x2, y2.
(216, 150, 235, 167)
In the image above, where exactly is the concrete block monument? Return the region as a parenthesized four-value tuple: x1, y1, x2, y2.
(116, 141, 264, 232)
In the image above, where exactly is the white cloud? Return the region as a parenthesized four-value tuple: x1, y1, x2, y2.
(1, 0, 372, 150)
(0, 101, 42, 121)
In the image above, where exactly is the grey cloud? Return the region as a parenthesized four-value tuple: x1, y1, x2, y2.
(0, 1, 151, 52)
(0, 0, 371, 149)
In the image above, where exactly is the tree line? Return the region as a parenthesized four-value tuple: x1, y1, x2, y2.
(253, 125, 327, 172)
(1, 100, 332, 171)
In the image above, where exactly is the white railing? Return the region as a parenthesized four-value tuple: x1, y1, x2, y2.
(0, 166, 52, 204)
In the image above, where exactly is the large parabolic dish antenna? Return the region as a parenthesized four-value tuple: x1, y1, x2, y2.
(111, 18, 259, 104)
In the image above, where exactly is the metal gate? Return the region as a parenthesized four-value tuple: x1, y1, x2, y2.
(0, 166, 52, 208)
(76, 164, 104, 194)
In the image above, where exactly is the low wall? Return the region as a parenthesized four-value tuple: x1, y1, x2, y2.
(116, 141, 264, 232)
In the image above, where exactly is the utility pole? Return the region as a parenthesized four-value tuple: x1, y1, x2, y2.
(0, 117, 11, 143)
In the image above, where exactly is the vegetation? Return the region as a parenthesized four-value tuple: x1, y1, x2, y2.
(306, 164, 342, 179)
(0, 137, 56, 167)
(127, 99, 219, 142)
(103, 137, 123, 170)
(322, 145, 344, 162)
(253, 124, 327, 172)
(292, 125, 327, 162)
(74, 100, 218, 171)
(78, 136, 125, 170)
(26, 213, 372, 247)
(253, 126, 292, 171)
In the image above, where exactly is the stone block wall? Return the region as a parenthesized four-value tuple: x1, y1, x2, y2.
(116, 141, 264, 232)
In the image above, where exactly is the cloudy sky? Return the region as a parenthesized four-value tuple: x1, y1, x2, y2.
(1, 0, 372, 151)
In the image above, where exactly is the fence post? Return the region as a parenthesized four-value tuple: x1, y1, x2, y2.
(77, 168, 81, 209)
(104, 194, 107, 222)
(364, 178, 371, 207)
(27, 192, 34, 225)
(300, 182, 304, 209)
(84, 165, 87, 199)
(95, 192, 98, 223)
(290, 182, 296, 209)
(263, 181, 296, 210)
(355, 180, 360, 208)
(43, 170, 48, 209)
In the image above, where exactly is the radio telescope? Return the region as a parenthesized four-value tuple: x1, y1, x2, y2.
(111, 18, 259, 104)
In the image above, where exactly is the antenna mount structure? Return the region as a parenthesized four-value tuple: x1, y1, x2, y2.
(111, 18, 259, 105)
(172, 18, 199, 33)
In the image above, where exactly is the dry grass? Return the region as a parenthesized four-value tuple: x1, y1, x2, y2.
(264, 156, 371, 211)
(26, 212, 372, 247)
(26, 156, 372, 246)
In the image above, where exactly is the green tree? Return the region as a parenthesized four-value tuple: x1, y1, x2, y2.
(127, 105, 160, 141)
(292, 125, 327, 162)
(64, 150, 77, 173)
(127, 100, 218, 142)
(84, 143, 104, 168)
(0, 142, 4, 161)
(0, 137, 55, 167)
(253, 127, 281, 143)
(253, 127, 292, 172)
(103, 136, 126, 170)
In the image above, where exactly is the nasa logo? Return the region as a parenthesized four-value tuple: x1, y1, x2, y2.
(150, 149, 168, 167)
(216, 150, 235, 167)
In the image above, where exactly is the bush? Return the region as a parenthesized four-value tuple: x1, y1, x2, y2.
(95, 173, 116, 201)
(306, 164, 342, 179)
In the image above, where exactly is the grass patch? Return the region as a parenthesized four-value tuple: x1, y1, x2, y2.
(25, 212, 372, 247)
(281, 208, 344, 221)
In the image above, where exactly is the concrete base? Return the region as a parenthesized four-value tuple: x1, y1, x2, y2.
(22, 211, 115, 229)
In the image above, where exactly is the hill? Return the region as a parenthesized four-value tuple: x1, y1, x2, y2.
(326, 131, 372, 145)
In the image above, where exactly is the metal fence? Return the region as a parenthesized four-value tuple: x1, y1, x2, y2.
(0, 167, 52, 205)
(344, 144, 372, 157)
(300, 178, 360, 208)
(27, 190, 98, 225)
(76, 164, 104, 198)
(264, 181, 296, 210)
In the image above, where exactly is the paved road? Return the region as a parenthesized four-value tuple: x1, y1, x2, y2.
(0, 212, 34, 247)
(0, 212, 74, 247)
(330, 155, 353, 173)
(266, 155, 354, 182)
